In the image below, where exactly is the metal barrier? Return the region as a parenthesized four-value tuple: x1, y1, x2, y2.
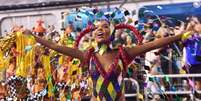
(124, 78, 140, 101)
(148, 74, 201, 78)
(145, 74, 201, 101)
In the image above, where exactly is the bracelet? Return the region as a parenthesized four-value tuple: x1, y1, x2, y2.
(181, 31, 191, 41)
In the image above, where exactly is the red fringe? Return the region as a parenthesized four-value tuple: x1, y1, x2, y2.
(118, 45, 132, 72)
(115, 24, 143, 44)
(79, 47, 94, 69)
(74, 25, 94, 48)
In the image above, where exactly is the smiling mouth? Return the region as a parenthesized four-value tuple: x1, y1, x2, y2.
(97, 32, 104, 38)
(97, 32, 104, 36)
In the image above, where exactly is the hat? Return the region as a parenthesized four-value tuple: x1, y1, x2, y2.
(33, 19, 46, 33)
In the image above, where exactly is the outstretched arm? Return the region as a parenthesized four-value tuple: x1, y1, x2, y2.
(127, 19, 195, 59)
(23, 30, 85, 61)
(126, 34, 182, 59)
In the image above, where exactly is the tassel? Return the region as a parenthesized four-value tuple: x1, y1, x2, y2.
(16, 32, 36, 77)
(0, 50, 4, 71)
(0, 50, 6, 71)
(42, 55, 54, 97)
(59, 55, 64, 66)
(16, 32, 26, 77)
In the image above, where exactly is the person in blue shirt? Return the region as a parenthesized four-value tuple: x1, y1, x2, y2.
(183, 17, 201, 95)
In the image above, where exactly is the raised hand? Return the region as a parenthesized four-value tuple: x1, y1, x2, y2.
(22, 28, 85, 61)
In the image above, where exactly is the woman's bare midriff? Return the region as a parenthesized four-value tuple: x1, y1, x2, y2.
(90, 94, 126, 101)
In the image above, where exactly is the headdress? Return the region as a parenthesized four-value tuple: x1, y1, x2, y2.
(64, 7, 144, 48)
(33, 19, 46, 33)
(138, 7, 184, 32)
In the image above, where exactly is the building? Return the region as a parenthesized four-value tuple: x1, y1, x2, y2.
(0, 0, 197, 36)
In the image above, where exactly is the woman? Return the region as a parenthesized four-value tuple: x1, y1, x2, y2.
(183, 17, 201, 98)
(24, 20, 186, 101)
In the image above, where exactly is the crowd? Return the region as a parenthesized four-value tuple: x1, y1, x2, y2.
(0, 7, 200, 101)
(0, 19, 94, 100)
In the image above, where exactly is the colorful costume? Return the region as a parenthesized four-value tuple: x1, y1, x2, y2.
(183, 34, 201, 77)
(81, 46, 131, 101)
(6, 75, 29, 100)
(183, 34, 201, 65)
(74, 15, 143, 101)
(65, 7, 143, 100)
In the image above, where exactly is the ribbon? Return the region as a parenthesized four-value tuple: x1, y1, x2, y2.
(0, 50, 8, 71)
(171, 86, 176, 91)
(149, 77, 154, 82)
(188, 79, 195, 89)
(72, 60, 79, 65)
(164, 76, 170, 82)
(24, 45, 32, 52)
(137, 93, 144, 100)
(127, 17, 133, 24)
(42, 55, 54, 97)
(176, 95, 181, 101)
(67, 37, 74, 45)
(179, 69, 186, 74)
(98, 44, 108, 55)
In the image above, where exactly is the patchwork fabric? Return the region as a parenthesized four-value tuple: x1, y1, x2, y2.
(107, 82, 117, 101)
(56, 81, 67, 91)
(28, 89, 47, 100)
(96, 75, 104, 93)
(6, 75, 28, 99)
(88, 46, 130, 101)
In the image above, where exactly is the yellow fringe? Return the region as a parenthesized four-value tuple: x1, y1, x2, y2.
(0, 50, 8, 71)
(16, 32, 35, 77)
(42, 55, 54, 97)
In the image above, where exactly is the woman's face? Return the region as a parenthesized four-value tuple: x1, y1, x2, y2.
(189, 17, 201, 33)
(93, 20, 111, 43)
